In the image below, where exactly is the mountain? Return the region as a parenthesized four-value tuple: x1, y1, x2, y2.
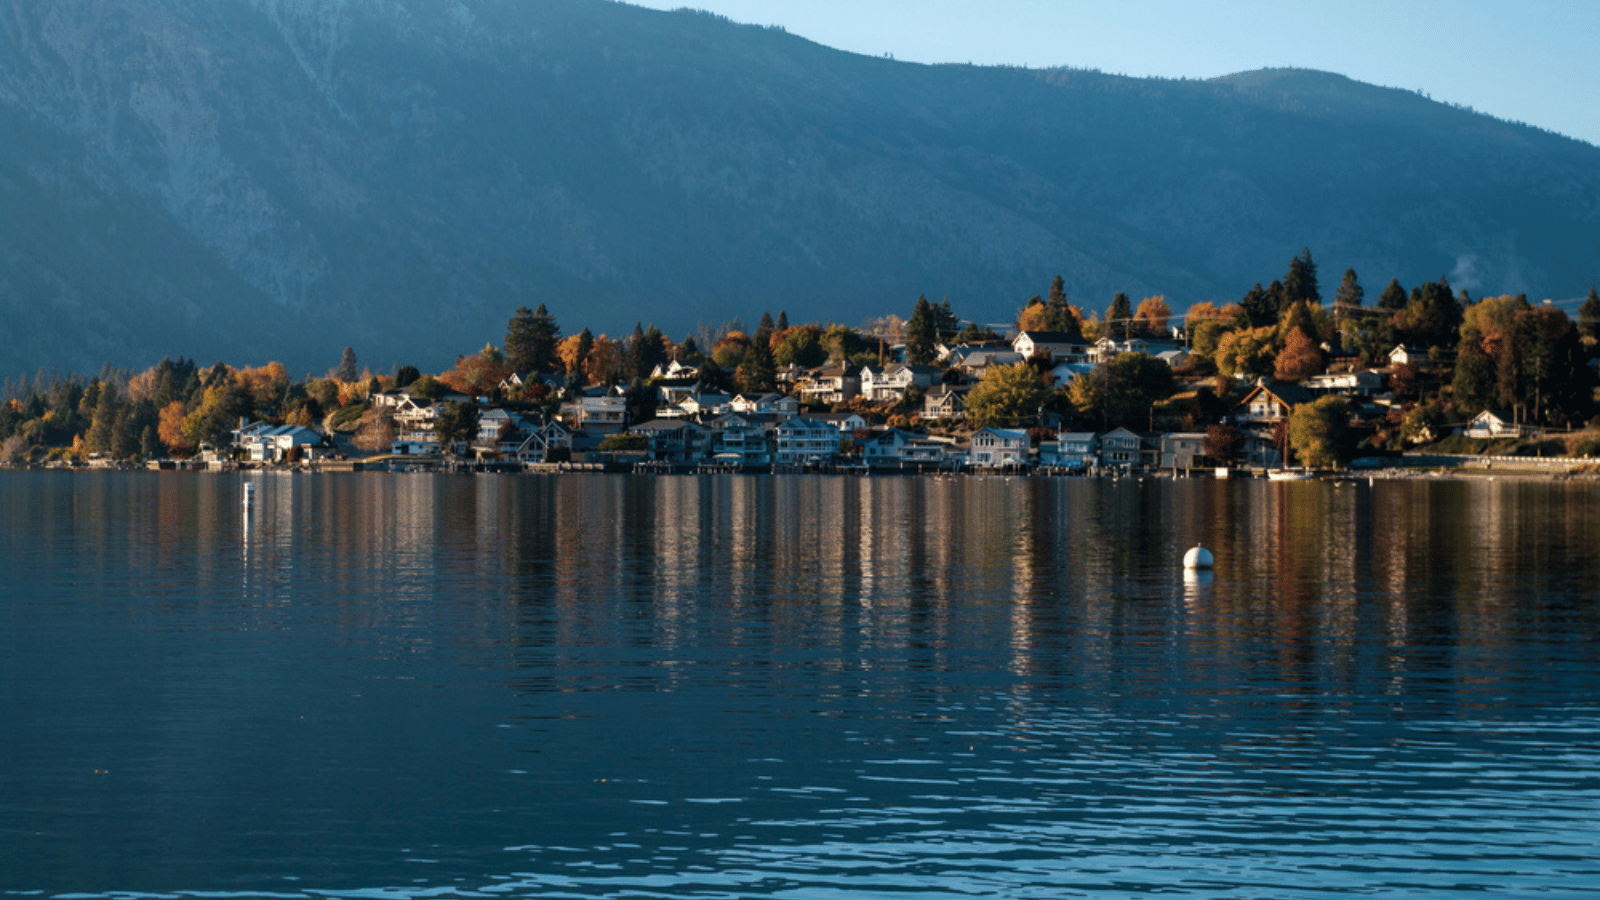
(3, 0, 1598, 376)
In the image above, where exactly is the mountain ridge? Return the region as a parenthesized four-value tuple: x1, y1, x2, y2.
(2, 0, 1596, 376)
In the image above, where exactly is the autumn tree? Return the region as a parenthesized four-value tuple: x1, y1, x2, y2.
(1203, 423, 1244, 466)
(1214, 326, 1278, 379)
(353, 408, 397, 453)
(1288, 396, 1351, 469)
(965, 363, 1048, 429)
(774, 325, 827, 368)
(1274, 327, 1326, 382)
(1131, 296, 1171, 339)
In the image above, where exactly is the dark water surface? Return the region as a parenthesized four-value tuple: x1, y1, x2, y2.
(3, 470, 1597, 898)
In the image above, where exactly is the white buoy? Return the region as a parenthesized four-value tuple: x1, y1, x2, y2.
(243, 481, 256, 509)
(1183, 544, 1213, 569)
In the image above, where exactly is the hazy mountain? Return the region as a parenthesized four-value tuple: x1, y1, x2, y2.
(3, 0, 1597, 376)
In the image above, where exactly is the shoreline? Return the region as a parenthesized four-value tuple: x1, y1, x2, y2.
(7, 459, 1598, 483)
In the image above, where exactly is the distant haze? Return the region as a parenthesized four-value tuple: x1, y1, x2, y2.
(2, 0, 1597, 376)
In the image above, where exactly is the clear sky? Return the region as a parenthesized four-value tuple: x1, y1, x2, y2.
(623, 0, 1600, 148)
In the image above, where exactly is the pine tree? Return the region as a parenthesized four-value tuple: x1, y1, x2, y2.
(738, 314, 778, 393)
(1240, 283, 1272, 328)
(1378, 279, 1408, 310)
(1282, 247, 1320, 310)
(775, 311, 789, 332)
(1578, 287, 1600, 343)
(905, 296, 939, 364)
(505, 304, 561, 374)
(1334, 268, 1364, 307)
(1106, 293, 1133, 340)
(337, 347, 358, 382)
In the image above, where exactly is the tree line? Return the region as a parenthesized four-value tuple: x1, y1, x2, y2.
(3, 254, 1597, 467)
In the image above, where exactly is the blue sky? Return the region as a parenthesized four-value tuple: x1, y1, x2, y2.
(625, 0, 1600, 148)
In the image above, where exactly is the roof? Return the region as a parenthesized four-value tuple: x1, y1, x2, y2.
(1239, 382, 1317, 408)
(1016, 331, 1084, 344)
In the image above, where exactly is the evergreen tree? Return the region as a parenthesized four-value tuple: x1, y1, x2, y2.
(905, 296, 939, 364)
(622, 323, 649, 382)
(738, 314, 778, 393)
(1378, 278, 1408, 310)
(1334, 268, 1364, 307)
(1281, 248, 1320, 310)
(1578, 287, 1600, 344)
(1241, 283, 1276, 328)
(775, 311, 789, 332)
(393, 365, 421, 389)
(1106, 293, 1133, 340)
(1048, 275, 1068, 308)
(337, 347, 358, 382)
(505, 304, 561, 374)
(572, 329, 594, 387)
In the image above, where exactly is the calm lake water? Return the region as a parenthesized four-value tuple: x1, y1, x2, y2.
(2, 470, 1598, 898)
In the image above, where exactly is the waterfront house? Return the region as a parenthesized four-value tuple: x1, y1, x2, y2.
(233, 420, 325, 463)
(1041, 431, 1099, 469)
(1160, 432, 1208, 471)
(706, 413, 772, 467)
(862, 429, 948, 469)
(510, 420, 572, 462)
(775, 417, 841, 466)
(1099, 427, 1142, 469)
(1465, 409, 1537, 439)
(631, 419, 710, 463)
(559, 395, 628, 446)
(968, 427, 1030, 470)
(1388, 345, 1420, 368)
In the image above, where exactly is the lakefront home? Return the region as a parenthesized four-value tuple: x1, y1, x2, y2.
(968, 427, 1030, 469)
(775, 417, 842, 466)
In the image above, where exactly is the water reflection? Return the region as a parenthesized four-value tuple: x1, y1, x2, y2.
(3, 471, 1598, 897)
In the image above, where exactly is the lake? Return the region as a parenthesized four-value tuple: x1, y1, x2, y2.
(2, 470, 1597, 898)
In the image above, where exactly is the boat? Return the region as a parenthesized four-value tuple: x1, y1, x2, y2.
(1267, 469, 1312, 481)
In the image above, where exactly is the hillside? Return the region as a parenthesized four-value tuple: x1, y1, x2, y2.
(3, 0, 1597, 375)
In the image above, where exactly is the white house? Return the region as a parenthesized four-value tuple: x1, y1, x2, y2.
(1012, 331, 1088, 362)
(860, 363, 943, 402)
(233, 421, 324, 463)
(968, 427, 1030, 469)
(1465, 409, 1536, 439)
(775, 417, 841, 466)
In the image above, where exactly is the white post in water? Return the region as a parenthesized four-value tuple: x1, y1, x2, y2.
(243, 482, 256, 509)
(1183, 544, 1213, 569)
